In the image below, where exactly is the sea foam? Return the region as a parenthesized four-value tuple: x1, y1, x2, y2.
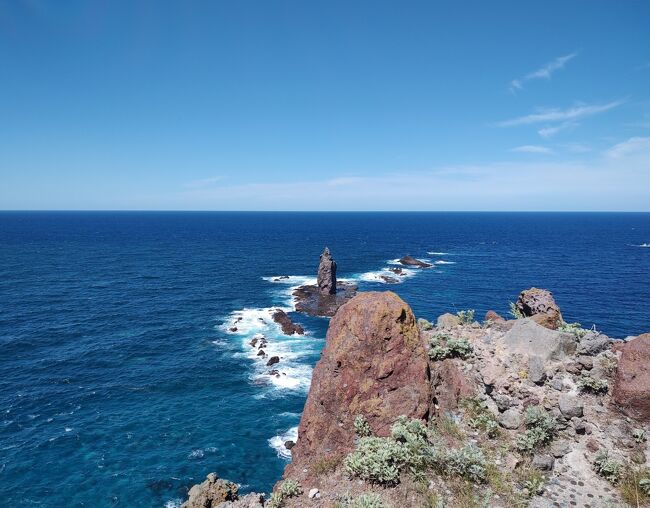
(268, 426, 298, 459)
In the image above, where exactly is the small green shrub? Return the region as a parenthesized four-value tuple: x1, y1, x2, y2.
(593, 450, 622, 484)
(577, 374, 608, 394)
(418, 318, 434, 331)
(349, 493, 385, 508)
(428, 334, 472, 361)
(461, 398, 500, 438)
(516, 406, 556, 453)
(558, 321, 590, 339)
(344, 436, 406, 485)
(456, 309, 475, 325)
(432, 444, 487, 483)
(641, 478, 650, 495)
(267, 479, 303, 508)
(633, 429, 647, 444)
(354, 415, 373, 437)
(390, 416, 431, 479)
(509, 302, 524, 319)
(334, 493, 385, 508)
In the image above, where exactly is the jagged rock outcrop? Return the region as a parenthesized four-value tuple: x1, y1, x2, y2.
(317, 247, 337, 295)
(285, 291, 431, 482)
(436, 312, 461, 329)
(271, 309, 304, 335)
(181, 473, 239, 508)
(613, 333, 650, 422)
(293, 248, 356, 317)
(398, 255, 432, 268)
(515, 287, 563, 330)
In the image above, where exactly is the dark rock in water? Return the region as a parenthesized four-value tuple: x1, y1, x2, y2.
(515, 287, 563, 330)
(613, 333, 650, 422)
(399, 255, 432, 268)
(249, 337, 259, 347)
(284, 440, 295, 450)
(293, 281, 357, 317)
(257, 349, 265, 356)
(268, 369, 280, 377)
(272, 309, 304, 335)
(229, 327, 238, 332)
(274, 275, 290, 281)
(285, 292, 431, 484)
(389, 267, 405, 276)
(380, 275, 400, 284)
(266, 355, 280, 366)
(317, 247, 337, 295)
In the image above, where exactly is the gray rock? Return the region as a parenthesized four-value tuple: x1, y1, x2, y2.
(492, 393, 515, 412)
(502, 319, 576, 362)
(498, 408, 522, 429)
(317, 247, 337, 295)
(559, 394, 584, 419)
(181, 474, 238, 508)
(550, 441, 571, 458)
(437, 313, 461, 329)
(577, 331, 610, 356)
(532, 454, 555, 471)
(217, 493, 265, 507)
(551, 377, 564, 391)
(308, 488, 320, 499)
(576, 356, 594, 370)
(528, 355, 547, 384)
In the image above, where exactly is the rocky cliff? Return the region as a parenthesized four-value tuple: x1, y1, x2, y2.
(183, 289, 650, 508)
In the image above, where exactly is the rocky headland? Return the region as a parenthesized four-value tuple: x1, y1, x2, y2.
(184, 287, 650, 508)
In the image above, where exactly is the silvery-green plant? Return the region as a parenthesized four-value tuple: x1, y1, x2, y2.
(516, 406, 556, 453)
(593, 450, 622, 484)
(456, 309, 475, 325)
(267, 479, 303, 508)
(354, 415, 373, 438)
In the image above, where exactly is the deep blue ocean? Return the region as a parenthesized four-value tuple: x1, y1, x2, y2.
(1, 212, 649, 507)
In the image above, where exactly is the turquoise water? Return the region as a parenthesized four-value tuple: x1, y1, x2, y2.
(1, 212, 649, 506)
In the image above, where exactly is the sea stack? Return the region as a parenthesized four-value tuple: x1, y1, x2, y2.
(317, 247, 337, 295)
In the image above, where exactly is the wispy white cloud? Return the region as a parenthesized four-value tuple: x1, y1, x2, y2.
(605, 136, 650, 158)
(497, 100, 623, 127)
(538, 121, 577, 138)
(509, 52, 577, 92)
(562, 143, 592, 153)
(162, 142, 650, 211)
(510, 145, 554, 154)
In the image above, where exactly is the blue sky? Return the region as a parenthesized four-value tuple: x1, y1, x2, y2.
(1, 0, 649, 210)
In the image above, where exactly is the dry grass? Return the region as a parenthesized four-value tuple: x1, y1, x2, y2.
(311, 454, 344, 476)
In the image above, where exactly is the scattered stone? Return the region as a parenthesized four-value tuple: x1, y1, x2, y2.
(272, 309, 305, 335)
(559, 394, 584, 419)
(528, 355, 546, 384)
(498, 408, 522, 429)
(308, 488, 320, 499)
(492, 393, 514, 412)
(551, 441, 571, 458)
(577, 331, 610, 356)
(266, 356, 280, 367)
(532, 454, 555, 471)
(398, 255, 432, 268)
(572, 417, 586, 434)
(586, 439, 600, 453)
(437, 313, 461, 329)
(576, 356, 594, 370)
(515, 287, 563, 329)
(284, 440, 295, 450)
(613, 333, 650, 422)
(229, 327, 238, 332)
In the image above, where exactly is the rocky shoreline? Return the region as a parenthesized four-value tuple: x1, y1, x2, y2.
(183, 267, 650, 507)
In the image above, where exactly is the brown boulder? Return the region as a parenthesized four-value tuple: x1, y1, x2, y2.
(285, 291, 431, 481)
(613, 333, 650, 422)
(431, 358, 477, 412)
(485, 310, 505, 322)
(515, 288, 563, 329)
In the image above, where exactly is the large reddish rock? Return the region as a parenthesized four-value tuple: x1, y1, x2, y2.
(285, 291, 431, 480)
(515, 288, 563, 330)
(613, 333, 650, 422)
(431, 359, 477, 412)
